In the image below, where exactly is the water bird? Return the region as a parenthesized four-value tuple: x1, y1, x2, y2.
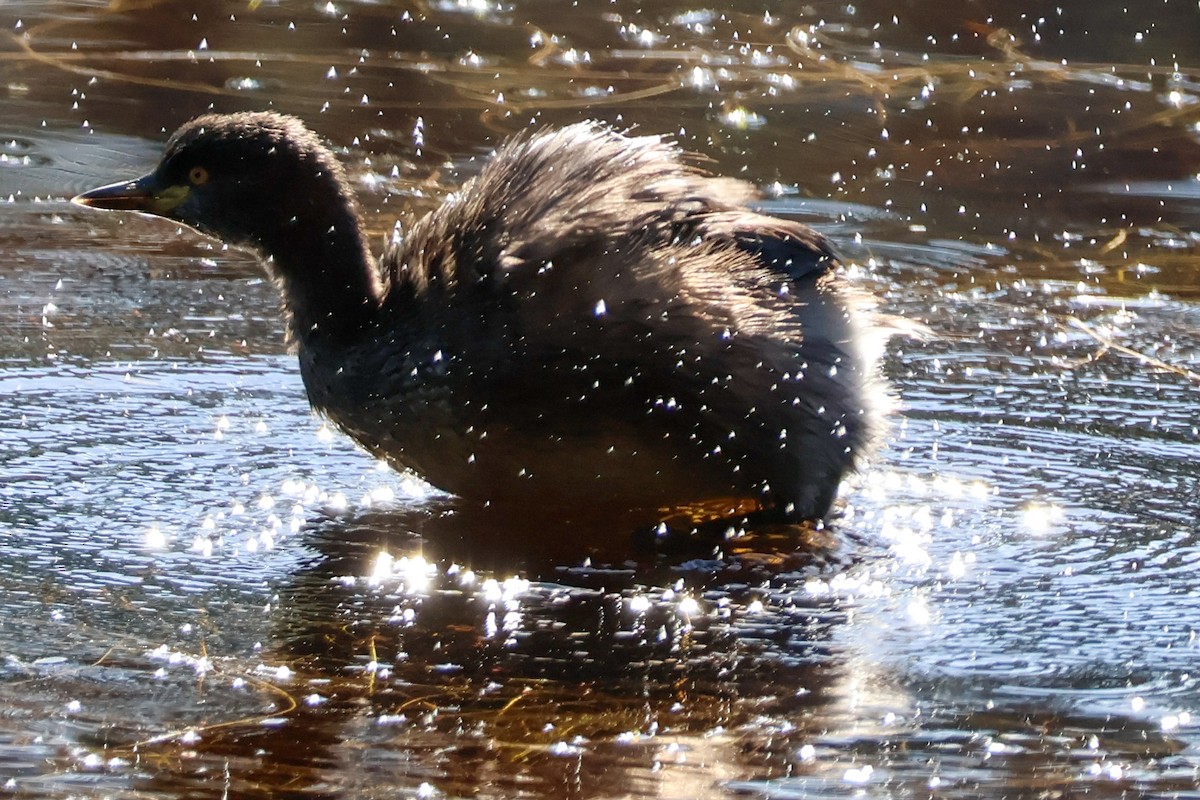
(74, 112, 884, 536)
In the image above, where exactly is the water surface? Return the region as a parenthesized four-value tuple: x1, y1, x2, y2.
(1, 0, 1199, 797)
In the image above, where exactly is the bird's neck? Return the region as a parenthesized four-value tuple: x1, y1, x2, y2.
(261, 211, 383, 342)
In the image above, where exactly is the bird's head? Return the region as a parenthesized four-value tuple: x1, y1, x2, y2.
(73, 111, 359, 253)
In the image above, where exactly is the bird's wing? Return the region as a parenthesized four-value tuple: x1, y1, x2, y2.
(691, 211, 839, 284)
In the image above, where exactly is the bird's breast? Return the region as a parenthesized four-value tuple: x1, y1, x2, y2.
(297, 334, 475, 475)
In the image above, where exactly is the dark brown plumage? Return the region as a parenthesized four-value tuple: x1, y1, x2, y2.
(74, 112, 884, 531)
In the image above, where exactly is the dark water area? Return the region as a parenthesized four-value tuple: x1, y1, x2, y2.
(1, 0, 1199, 797)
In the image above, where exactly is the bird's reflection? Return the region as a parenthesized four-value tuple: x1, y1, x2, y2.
(285, 495, 853, 581)
(127, 501, 859, 798)
(251, 503, 848, 795)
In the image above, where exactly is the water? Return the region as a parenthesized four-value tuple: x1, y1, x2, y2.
(2, 0, 1200, 797)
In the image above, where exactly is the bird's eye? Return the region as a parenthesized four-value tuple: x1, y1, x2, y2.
(188, 166, 210, 186)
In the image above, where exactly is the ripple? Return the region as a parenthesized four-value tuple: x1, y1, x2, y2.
(1, 136, 35, 155)
(0, 136, 51, 169)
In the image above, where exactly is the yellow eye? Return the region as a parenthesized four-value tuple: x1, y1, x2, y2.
(188, 166, 210, 185)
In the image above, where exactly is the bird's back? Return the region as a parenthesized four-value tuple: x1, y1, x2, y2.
(305, 122, 880, 522)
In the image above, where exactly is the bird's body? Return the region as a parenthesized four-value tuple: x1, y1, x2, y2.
(75, 112, 883, 529)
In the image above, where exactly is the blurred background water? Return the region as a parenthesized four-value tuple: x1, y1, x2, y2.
(1, 0, 1199, 797)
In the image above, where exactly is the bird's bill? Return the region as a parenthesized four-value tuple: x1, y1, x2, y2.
(72, 174, 188, 216)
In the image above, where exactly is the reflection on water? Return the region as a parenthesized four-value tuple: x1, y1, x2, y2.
(1, 0, 1200, 797)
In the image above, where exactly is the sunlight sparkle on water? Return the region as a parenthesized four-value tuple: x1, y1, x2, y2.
(482, 576, 531, 606)
(947, 550, 975, 579)
(719, 107, 766, 130)
(878, 514, 933, 567)
(368, 551, 393, 584)
(804, 570, 887, 600)
(259, 665, 291, 681)
(361, 484, 396, 507)
(626, 593, 651, 613)
(863, 471, 992, 512)
(906, 595, 932, 626)
(437, 0, 495, 15)
(1021, 502, 1065, 536)
(844, 764, 874, 784)
(1161, 712, 1191, 731)
(145, 524, 167, 550)
(367, 552, 436, 593)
